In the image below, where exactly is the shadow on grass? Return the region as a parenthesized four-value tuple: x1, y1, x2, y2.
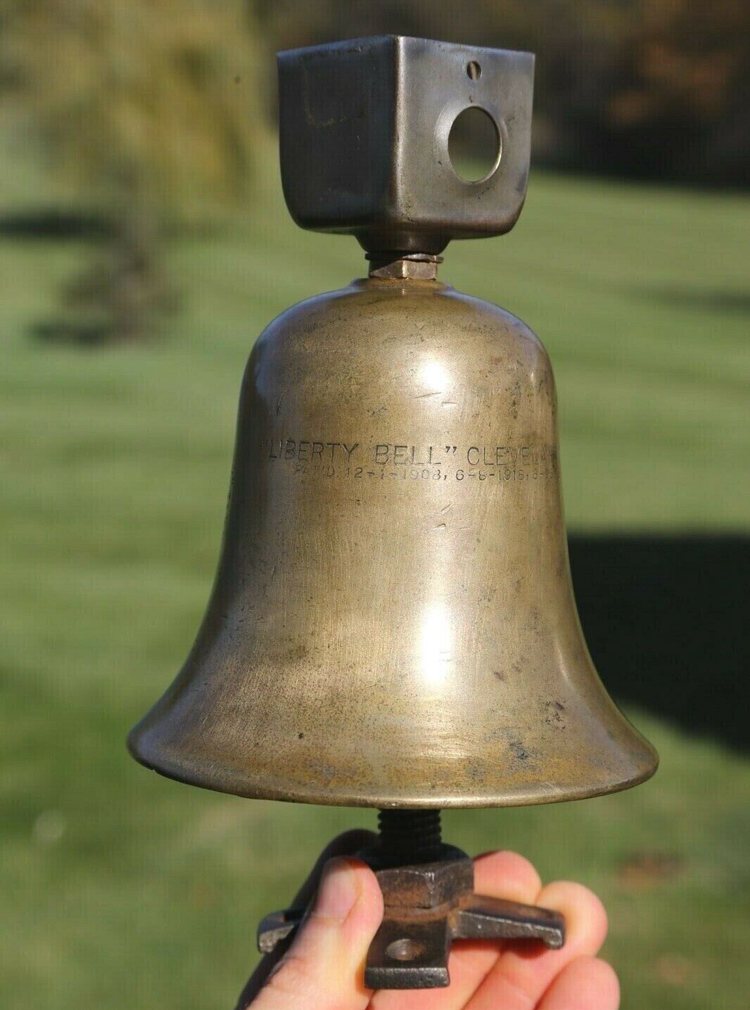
(569, 533, 749, 753)
(640, 287, 750, 315)
(0, 208, 113, 241)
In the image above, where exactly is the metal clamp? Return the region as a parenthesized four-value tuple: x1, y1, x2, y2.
(258, 851, 563, 990)
(278, 36, 534, 255)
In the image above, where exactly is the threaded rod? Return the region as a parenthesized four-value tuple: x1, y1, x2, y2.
(377, 809, 443, 865)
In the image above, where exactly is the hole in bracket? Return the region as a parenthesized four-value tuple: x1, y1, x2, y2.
(448, 107, 501, 183)
(466, 61, 481, 81)
(385, 938, 426, 962)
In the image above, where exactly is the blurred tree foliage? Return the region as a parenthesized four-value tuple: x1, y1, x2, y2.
(596, 0, 750, 183)
(251, 0, 750, 187)
(0, 0, 263, 342)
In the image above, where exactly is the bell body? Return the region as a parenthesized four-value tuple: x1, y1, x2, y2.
(129, 275, 657, 807)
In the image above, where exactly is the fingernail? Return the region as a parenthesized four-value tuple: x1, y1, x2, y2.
(314, 857, 360, 922)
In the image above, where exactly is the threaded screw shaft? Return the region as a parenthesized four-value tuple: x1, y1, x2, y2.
(376, 809, 443, 866)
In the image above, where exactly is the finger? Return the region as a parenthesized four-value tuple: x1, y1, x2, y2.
(452, 850, 544, 977)
(539, 956, 620, 1010)
(236, 830, 377, 1008)
(250, 857, 383, 1010)
(473, 849, 543, 904)
(468, 880, 609, 1010)
(370, 851, 543, 1010)
(289, 829, 378, 909)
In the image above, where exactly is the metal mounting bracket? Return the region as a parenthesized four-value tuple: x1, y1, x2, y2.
(258, 852, 564, 989)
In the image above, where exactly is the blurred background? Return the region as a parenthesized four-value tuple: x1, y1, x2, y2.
(1, 2, 748, 1008)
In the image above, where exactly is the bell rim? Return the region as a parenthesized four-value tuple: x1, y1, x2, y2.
(128, 726, 658, 809)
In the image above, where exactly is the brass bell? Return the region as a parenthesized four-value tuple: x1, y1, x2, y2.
(129, 36, 657, 991)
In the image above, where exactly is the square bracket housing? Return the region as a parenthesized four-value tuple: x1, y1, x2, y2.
(278, 36, 534, 255)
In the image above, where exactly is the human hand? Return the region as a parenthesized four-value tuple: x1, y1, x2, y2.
(237, 830, 619, 1010)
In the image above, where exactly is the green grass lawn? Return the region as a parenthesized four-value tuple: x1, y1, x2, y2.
(1, 155, 749, 1009)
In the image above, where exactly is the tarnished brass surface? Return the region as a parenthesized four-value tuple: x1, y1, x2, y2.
(128, 271, 658, 807)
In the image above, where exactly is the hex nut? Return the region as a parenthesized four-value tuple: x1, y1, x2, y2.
(376, 856, 474, 909)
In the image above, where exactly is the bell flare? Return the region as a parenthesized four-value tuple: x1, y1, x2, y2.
(128, 661, 657, 808)
(128, 277, 658, 808)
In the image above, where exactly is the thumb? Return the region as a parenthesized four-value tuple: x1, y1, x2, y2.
(249, 857, 384, 1010)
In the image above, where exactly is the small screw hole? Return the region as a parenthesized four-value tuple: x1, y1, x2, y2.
(467, 61, 481, 81)
(385, 938, 425, 962)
